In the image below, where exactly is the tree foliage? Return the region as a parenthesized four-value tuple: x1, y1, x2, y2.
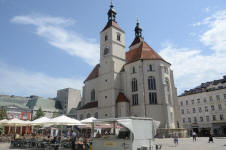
(0, 107, 8, 120)
(34, 107, 45, 120)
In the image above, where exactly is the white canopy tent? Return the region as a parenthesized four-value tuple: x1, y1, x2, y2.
(81, 117, 96, 124)
(31, 117, 50, 125)
(2, 118, 27, 126)
(0, 119, 8, 125)
(47, 115, 82, 126)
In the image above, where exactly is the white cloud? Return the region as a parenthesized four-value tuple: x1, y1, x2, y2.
(160, 10, 226, 94)
(11, 14, 99, 66)
(0, 62, 83, 98)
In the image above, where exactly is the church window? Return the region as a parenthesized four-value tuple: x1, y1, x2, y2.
(149, 92, 157, 104)
(132, 94, 138, 105)
(105, 35, 108, 41)
(91, 89, 95, 101)
(117, 33, 121, 41)
(131, 78, 138, 92)
(103, 47, 110, 55)
(148, 76, 156, 90)
(132, 66, 136, 74)
(87, 113, 91, 118)
(149, 64, 152, 71)
(95, 112, 98, 118)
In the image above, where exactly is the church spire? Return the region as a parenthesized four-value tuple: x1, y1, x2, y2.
(135, 18, 143, 38)
(107, 0, 117, 22)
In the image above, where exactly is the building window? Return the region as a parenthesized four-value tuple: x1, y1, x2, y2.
(164, 66, 168, 74)
(192, 108, 196, 113)
(132, 94, 138, 105)
(148, 76, 156, 90)
(197, 99, 200, 103)
(203, 98, 207, 103)
(183, 118, 185, 123)
(87, 113, 91, 118)
(187, 109, 190, 114)
(212, 115, 216, 121)
(186, 100, 188, 105)
(181, 109, 184, 114)
(194, 117, 197, 123)
(200, 117, 203, 122)
(149, 64, 153, 71)
(198, 107, 202, 113)
(205, 106, 208, 112)
(206, 116, 209, 122)
(192, 100, 194, 104)
(165, 78, 170, 92)
(94, 112, 98, 119)
(23, 114, 27, 120)
(180, 101, 183, 106)
(220, 114, 224, 120)
(80, 114, 83, 120)
(91, 89, 95, 101)
(216, 95, 220, 101)
(149, 92, 157, 104)
(224, 94, 226, 100)
(218, 104, 222, 110)
(132, 66, 136, 74)
(188, 117, 191, 123)
(105, 35, 108, 41)
(131, 78, 138, 92)
(209, 96, 213, 102)
(103, 47, 110, 55)
(211, 105, 215, 111)
(117, 33, 121, 41)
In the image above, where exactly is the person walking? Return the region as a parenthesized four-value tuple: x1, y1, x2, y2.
(71, 130, 77, 150)
(208, 134, 214, 143)
(173, 135, 179, 146)
(192, 131, 197, 141)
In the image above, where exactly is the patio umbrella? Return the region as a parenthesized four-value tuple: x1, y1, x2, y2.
(81, 117, 96, 124)
(31, 117, 50, 125)
(2, 118, 27, 134)
(0, 119, 8, 124)
(47, 115, 81, 126)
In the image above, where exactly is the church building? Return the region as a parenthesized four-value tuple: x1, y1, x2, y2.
(77, 3, 180, 128)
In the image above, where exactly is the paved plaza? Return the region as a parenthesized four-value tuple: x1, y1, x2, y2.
(155, 137, 226, 150)
(0, 137, 226, 150)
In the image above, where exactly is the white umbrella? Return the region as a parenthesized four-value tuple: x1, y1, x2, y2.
(3, 118, 27, 126)
(31, 117, 50, 125)
(0, 119, 8, 125)
(47, 115, 81, 125)
(81, 117, 97, 124)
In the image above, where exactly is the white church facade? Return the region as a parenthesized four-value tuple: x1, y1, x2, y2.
(76, 3, 180, 129)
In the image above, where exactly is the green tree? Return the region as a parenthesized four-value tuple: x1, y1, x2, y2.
(34, 107, 45, 120)
(0, 107, 8, 120)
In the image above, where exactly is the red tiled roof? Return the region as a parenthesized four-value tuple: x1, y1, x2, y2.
(84, 64, 100, 83)
(126, 38, 169, 64)
(79, 101, 98, 110)
(101, 21, 124, 33)
(116, 92, 129, 103)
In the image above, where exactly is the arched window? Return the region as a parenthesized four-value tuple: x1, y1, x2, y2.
(117, 33, 121, 41)
(105, 35, 108, 41)
(87, 113, 91, 118)
(103, 47, 110, 55)
(94, 112, 98, 119)
(149, 64, 152, 71)
(132, 66, 136, 74)
(131, 78, 138, 92)
(91, 89, 95, 101)
(148, 76, 156, 90)
(165, 78, 170, 92)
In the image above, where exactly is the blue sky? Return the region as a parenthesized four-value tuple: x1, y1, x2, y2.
(0, 0, 226, 97)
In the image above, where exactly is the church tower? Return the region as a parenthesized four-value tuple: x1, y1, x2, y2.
(98, 1, 126, 118)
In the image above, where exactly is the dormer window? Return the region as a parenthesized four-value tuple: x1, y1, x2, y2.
(105, 35, 108, 41)
(117, 33, 121, 41)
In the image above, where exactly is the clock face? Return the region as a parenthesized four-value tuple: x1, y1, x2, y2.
(103, 47, 110, 56)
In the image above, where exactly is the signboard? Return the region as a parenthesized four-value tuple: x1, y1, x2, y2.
(104, 141, 116, 147)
